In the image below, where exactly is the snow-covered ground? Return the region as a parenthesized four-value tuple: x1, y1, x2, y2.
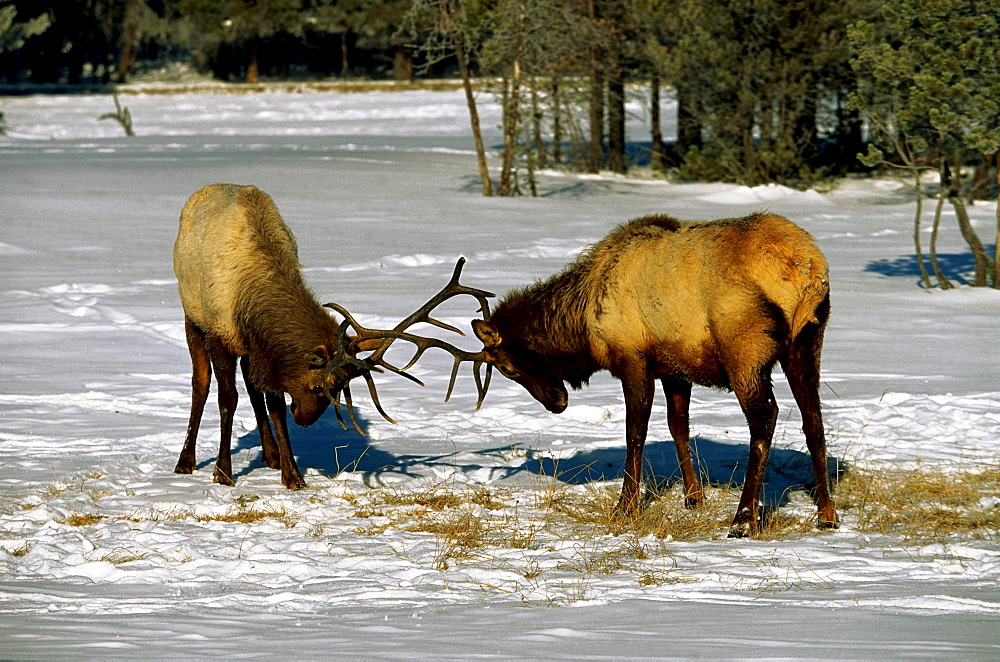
(1, 86, 999, 658)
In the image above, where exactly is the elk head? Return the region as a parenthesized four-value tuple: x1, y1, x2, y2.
(321, 257, 495, 434)
(471, 318, 569, 414)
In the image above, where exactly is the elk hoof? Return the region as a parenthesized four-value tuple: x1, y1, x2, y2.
(613, 495, 641, 520)
(683, 492, 704, 509)
(213, 469, 235, 486)
(173, 464, 194, 475)
(818, 517, 839, 530)
(728, 507, 758, 538)
(284, 477, 307, 490)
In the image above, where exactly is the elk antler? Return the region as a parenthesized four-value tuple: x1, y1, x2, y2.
(322, 257, 495, 435)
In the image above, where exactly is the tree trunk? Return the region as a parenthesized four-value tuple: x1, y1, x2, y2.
(911, 175, 934, 289)
(531, 80, 545, 169)
(551, 80, 563, 164)
(677, 86, 701, 154)
(947, 156, 990, 286)
(454, 36, 493, 197)
(114, 2, 138, 85)
(340, 33, 350, 76)
(607, 71, 626, 174)
(951, 195, 989, 286)
(246, 40, 260, 84)
(588, 68, 604, 173)
(500, 63, 522, 196)
(995, 151, 1000, 288)
(929, 186, 952, 289)
(394, 46, 413, 81)
(650, 77, 663, 170)
(587, 0, 603, 173)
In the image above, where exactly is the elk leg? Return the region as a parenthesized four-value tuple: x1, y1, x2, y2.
(661, 379, 703, 508)
(207, 338, 238, 487)
(265, 391, 306, 490)
(175, 317, 211, 475)
(784, 324, 837, 529)
(240, 358, 281, 470)
(730, 378, 778, 538)
(615, 361, 654, 516)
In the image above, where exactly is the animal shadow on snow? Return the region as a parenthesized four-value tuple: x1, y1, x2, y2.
(866, 246, 993, 287)
(521, 436, 845, 511)
(228, 409, 488, 487)
(228, 410, 403, 485)
(224, 410, 845, 509)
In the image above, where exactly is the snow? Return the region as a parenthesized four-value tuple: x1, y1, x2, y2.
(2, 86, 1000, 658)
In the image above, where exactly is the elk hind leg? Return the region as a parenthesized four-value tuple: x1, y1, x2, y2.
(240, 357, 281, 470)
(661, 378, 703, 508)
(207, 337, 238, 486)
(265, 392, 306, 490)
(175, 317, 211, 475)
(729, 372, 778, 538)
(783, 317, 837, 529)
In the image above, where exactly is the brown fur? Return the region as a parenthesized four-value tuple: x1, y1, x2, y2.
(474, 212, 835, 536)
(173, 184, 341, 489)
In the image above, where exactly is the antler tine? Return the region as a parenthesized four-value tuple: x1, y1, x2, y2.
(360, 369, 398, 425)
(366, 257, 495, 363)
(443, 356, 493, 410)
(317, 258, 496, 432)
(341, 385, 365, 435)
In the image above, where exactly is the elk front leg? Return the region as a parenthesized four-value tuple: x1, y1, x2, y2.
(615, 361, 654, 516)
(240, 358, 281, 470)
(207, 338, 238, 487)
(729, 379, 778, 538)
(662, 378, 703, 508)
(265, 392, 306, 490)
(176, 317, 211, 475)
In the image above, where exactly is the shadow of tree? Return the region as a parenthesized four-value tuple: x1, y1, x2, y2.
(865, 246, 994, 287)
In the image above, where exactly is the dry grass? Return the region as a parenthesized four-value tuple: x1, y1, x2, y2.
(541, 481, 740, 542)
(836, 466, 1000, 543)
(97, 547, 148, 565)
(63, 513, 105, 527)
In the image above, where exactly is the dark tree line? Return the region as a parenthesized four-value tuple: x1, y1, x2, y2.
(3, 1, 998, 213)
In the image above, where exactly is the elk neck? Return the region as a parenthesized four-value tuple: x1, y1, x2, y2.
(494, 262, 600, 388)
(235, 267, 338, 393)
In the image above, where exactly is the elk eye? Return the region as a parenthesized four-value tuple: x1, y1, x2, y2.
(311, 384, 325, 394)
(498, 365, 519, 379)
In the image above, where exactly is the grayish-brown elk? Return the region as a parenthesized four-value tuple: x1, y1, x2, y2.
(470, 212, 835, 537)
(173, 184, 492, 489)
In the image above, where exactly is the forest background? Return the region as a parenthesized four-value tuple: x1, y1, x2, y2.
(2, 0, 999, 288)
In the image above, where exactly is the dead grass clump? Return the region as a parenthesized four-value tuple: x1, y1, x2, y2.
(542, 482, 741, 542)
(405, 507, 497, 570)
(836, 466, 1000, 542)
(196, 502, 293, 525)
(98, 547, 148, 564)
(379, 489, 466, 511)
(63, 513, 105, 527)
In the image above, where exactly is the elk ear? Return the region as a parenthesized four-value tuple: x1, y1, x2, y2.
(305, 345, 329, 367)
(472, 319, 502, 348)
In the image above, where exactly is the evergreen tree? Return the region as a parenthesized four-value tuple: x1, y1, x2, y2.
(0, 2, 49, 54)
(850, 0, 1000, 287)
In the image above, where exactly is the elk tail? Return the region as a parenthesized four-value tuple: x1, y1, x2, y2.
(789, 265, 830, 341)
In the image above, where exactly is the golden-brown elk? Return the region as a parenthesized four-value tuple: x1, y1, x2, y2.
(173, 183, 491, 489)
(470, 212, 835, 537)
